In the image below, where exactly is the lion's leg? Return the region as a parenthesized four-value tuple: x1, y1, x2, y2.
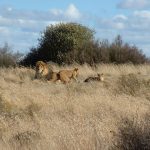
(48, 76, 59, 83)
(72, 76, 78, 82)
(60, 76, 70, 84)
(34, 74, 37, 79)
(47, 72, 58, 83)
(63, 80, 70, 84)
(34, 73, 40, 79)
(74, 77, 77, 81)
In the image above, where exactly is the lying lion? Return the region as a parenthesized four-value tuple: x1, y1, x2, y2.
(35, 61, 59, 82)
(35, 61, 79, 84)
(58, 68, 79, 84)
(84, 73, 104, 82)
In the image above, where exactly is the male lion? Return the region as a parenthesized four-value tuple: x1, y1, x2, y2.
(58, 68, 79, 84)
(84, 73, 104, 82)
(35, 61, 59, 82)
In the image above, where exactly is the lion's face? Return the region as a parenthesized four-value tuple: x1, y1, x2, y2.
(97, 73, 104, 81)
(35, 61, 49, 79)
(73, 68, 79, 77)
(35, 61, 54, 80)
(36, 62, 45, 74)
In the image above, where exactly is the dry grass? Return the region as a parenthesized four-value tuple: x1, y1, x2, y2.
(0, 64, 149, 150)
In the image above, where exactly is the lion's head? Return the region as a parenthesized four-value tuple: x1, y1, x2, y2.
(73, 68, 79, 78)
(35, 61, 46, 74)
(97, 73, 104, 81)
(35, 61, 53, 79)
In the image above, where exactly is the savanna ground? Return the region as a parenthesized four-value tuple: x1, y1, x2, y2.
(0, 64, 149, 150)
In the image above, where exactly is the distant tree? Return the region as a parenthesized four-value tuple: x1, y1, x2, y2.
(108, 35, 148, 64)
(0, 43, 23, 67)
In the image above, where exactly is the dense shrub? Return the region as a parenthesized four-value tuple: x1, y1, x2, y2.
(21, 23, 94, 66)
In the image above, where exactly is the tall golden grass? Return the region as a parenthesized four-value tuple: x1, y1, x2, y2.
(0, 64, 149, 150)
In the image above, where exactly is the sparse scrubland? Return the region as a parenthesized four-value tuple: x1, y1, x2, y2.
(0, 64, 149, 150)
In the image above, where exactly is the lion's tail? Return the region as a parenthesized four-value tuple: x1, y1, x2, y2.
(84, 78, 89, 82)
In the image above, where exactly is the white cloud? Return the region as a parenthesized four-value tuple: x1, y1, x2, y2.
(65, 4, 81, 20)
(97, 10, 150, 32)
(0, 27, 10, 37)
(0, 4, 150, 56)
(114, 22, 126, 29)
(0, 4, 81, 28)
(7, 7, 13, 12)
(0, 27, 39, 52)
(118, 0, 150, 9)
(49, 4, 81, 20)
(134, 10, 150, 19)
(95, 11, 150, 56)
(50, 9, 63, 16)
(97, 14, 127, 30)
(127, 11, 150, 30)
(113, 14, 128, 21)
(1, 4, 81, 22)
(0, 4, 82, 52)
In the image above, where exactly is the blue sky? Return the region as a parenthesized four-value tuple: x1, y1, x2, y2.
(0, 0, 150, 56)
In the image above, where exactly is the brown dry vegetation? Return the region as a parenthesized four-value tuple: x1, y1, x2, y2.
(0, 64, 149, 150)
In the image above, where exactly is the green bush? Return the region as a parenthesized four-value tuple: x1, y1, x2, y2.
(21, 23, 94, 66)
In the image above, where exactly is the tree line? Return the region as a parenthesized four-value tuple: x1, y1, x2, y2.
(20, 23, 149, 66)
(0, 23, 149, 67)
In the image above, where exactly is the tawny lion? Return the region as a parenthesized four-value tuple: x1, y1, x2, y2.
(58, 68, 79, 84)
(84, 73, 104, 82)
(35, 61, 59, 82)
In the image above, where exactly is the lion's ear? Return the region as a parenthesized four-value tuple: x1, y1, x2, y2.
(74, 68, 79, 71)
(36, 60, 45, 66)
